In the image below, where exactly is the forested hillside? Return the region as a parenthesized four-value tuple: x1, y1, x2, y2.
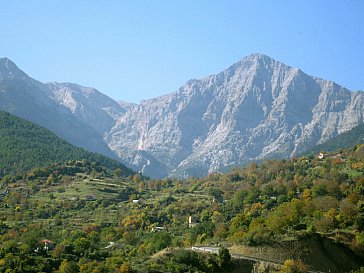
(0, 144, 363, 272)
(0, 110, 133, 176)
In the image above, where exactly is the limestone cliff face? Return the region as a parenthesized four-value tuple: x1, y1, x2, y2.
(106, 54, 364, 177)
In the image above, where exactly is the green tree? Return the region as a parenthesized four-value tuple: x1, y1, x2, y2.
(355, 231, 364, 247)
(217, 247, 231, 269)
(72, 237, 91, 256)
(118, 263, 134, 273)
(56, 259, 79, 273)
(145, 231, 172, 253)
(114, 168, 123, 177)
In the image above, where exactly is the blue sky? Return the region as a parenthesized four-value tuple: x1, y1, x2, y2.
(1, 1, 363, 103)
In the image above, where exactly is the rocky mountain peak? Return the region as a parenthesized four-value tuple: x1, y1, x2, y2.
(106, 54, 363, 178)
(0, 57, 28, 80)
(240, 52, 273, 64)
(1, 54, 362, 179)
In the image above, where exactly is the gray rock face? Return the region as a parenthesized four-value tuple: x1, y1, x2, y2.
(0, 58, 117, 159)
(0, 58, 29, 81)
(46, 82, 125, 135)
(1, 55, 363, 178)
(106, 54, 364, 178)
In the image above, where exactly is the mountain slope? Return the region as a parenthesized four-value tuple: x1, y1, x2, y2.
(106, 54, 364, 177)
(307, 123, 364, 154)
(0, 110, 133, 175)
(46, 82, 127, 135)
(2, 55, 363, 178)
(0, 58, 117, 158)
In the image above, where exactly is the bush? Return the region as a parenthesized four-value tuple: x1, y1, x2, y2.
(280, 259, 309, 273)
(355, 231, 364, 247)
(350, 267, 364, 273)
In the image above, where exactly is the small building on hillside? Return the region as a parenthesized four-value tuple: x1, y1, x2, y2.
(104, 241, 123, 249)
(41, 239, 54, 251)
(132, 198, 144, 205)
(188, 216, 198, 228)
(317, 153, 327, 160)
(212, 196, 224, 203)
(151, 226, 167, 232)
(104, 242, 115, 249)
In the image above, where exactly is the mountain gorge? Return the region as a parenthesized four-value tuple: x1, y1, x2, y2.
(1, 54, 363, 178)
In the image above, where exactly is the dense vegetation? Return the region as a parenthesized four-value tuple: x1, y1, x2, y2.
(1, 143, 364, 272)
(0, 110, 133, 176)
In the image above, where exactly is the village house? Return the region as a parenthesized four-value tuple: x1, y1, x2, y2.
(212, 196, 224, 203)
(132, 198, 144, 204)
(41, 239, 54, 251)
(104, 242, 115, 249)
(317, 152, 347, 162)
(151, 226, 167, 232)
(188, 216, 198, 228)
(317, 152, 327, 160)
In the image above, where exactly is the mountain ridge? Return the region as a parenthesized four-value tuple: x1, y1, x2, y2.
(0, 57, 29, 80)
(0, 58, 119, 159)
(1, 54, 363, 178)
(106, 53, 364, 177)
